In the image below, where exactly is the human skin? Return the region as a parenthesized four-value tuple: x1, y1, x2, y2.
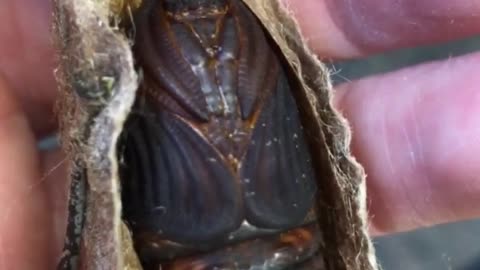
(0, 0, 479, 269)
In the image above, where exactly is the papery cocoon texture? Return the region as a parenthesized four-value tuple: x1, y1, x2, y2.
(53, 0, 379, 269)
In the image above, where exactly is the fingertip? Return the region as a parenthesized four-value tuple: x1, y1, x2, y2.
(281, 0, 480, 59)
(334, 52, 480, 234)
(326, 0, 480, 53)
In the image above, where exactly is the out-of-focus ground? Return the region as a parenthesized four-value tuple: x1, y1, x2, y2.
(331, 36, 480, 270)
(375, 219, 480, 270)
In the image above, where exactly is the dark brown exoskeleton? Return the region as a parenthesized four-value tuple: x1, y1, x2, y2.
(118, 0, 322, 269)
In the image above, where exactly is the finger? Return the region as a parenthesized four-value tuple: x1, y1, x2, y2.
(281, 0, 480, 59)
(334, 51, 480, 235)
(0, 0, 56, 136)
(40, 147, 69, 264)
(7, 0, 478, 136)
(0, 75, 56, 269)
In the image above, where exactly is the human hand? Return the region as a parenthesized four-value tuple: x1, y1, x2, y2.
(1, 0, 479, 269)
(285, 0, 480, 235)
(0, 1, 67, 269)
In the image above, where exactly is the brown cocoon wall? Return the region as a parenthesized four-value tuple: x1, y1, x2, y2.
(53, 0, 379, 269)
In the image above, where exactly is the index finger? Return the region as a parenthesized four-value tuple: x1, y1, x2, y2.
(282, 0, 480, 59)
(3, 0, 480, 137)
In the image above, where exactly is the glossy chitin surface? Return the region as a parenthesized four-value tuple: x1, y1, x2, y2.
(118, 0, 318, 268)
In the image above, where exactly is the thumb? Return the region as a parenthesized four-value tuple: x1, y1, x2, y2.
(0, 74, 56, 270)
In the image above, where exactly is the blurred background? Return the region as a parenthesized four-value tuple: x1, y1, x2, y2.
(329, 36, 480, 270)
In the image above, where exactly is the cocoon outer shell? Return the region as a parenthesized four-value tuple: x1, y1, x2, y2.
(53, 0, 379, 269)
